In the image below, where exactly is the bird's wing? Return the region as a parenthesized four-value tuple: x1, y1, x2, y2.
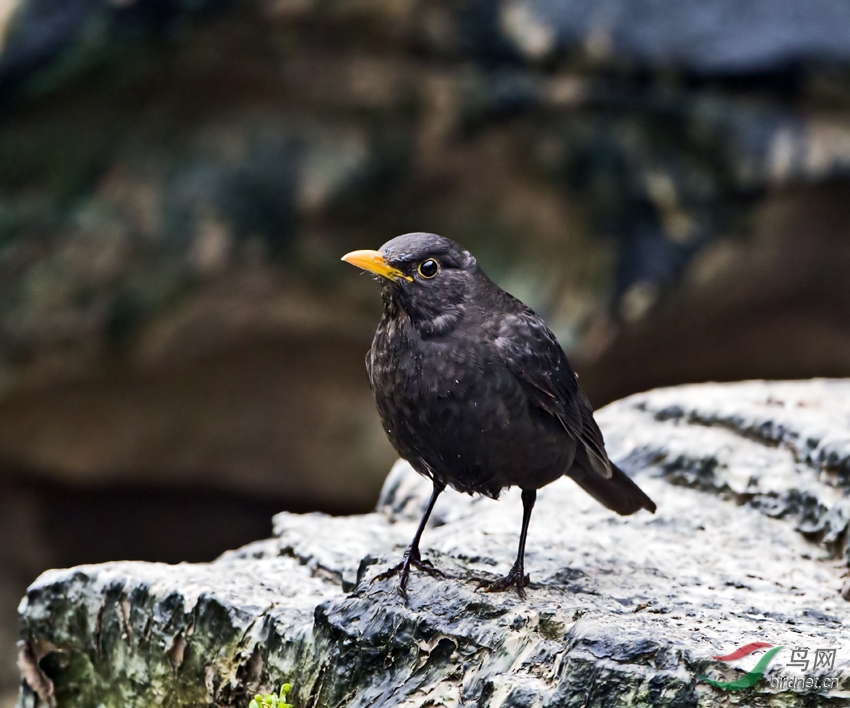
(575, 388, 612, 478)
(496, 308, 612, 479)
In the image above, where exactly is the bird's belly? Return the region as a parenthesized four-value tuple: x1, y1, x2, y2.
(375, 367, 573, 497)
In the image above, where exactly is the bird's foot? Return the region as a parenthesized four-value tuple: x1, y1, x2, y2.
(477, 564, 530, 599)
(371, 548, 445, 598)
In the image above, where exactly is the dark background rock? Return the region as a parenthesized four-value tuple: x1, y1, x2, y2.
(512, 0, 850, 70)
(4, 0, 850, 702)
(15, 380, 850, 707)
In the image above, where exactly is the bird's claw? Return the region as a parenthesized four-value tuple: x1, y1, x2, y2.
(413, 557, 443, 574)
(477, 565, 530, 599)
(370, 549, 445, 597)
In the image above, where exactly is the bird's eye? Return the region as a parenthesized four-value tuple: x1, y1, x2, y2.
(418, 259, 438, 278)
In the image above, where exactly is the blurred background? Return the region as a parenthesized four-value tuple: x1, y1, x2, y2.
(3, 0, 850, 702)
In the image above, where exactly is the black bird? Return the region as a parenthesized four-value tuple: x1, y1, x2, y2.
(342, 233, 655, 597)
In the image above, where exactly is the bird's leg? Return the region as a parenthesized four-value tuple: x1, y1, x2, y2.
(480, 489, 536, 599)
(372, 479, 446, 596)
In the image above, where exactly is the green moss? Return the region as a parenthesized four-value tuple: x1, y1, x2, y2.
(249, 683, 293, 708)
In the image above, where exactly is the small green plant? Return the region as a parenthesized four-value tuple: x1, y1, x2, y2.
(249, 683, 293, 708)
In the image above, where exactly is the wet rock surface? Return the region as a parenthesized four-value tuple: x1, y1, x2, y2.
(16, 380, 850, 707)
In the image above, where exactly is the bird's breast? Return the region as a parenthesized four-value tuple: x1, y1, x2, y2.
(371, 321, 487, 403)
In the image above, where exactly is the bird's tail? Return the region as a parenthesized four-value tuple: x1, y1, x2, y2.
(567, 456, 656, 516)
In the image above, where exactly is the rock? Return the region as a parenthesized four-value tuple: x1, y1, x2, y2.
(506, 0, 850, 70)
(604, 379, 850, 563)
(16, 380, 850, 707)
(579, 185, 850, 404)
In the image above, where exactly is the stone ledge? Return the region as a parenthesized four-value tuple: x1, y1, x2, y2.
(17, 380, 850, 707)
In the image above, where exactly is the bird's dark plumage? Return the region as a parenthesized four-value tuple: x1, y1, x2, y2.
(343, 232, 655, 597)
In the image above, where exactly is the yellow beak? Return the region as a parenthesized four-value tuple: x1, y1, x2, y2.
(341, 249, 413, 282)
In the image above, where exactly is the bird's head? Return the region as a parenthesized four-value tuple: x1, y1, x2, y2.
(342, 232, 479, 336)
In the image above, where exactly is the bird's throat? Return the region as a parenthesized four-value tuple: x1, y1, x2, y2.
(381, 286, 464, 338)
